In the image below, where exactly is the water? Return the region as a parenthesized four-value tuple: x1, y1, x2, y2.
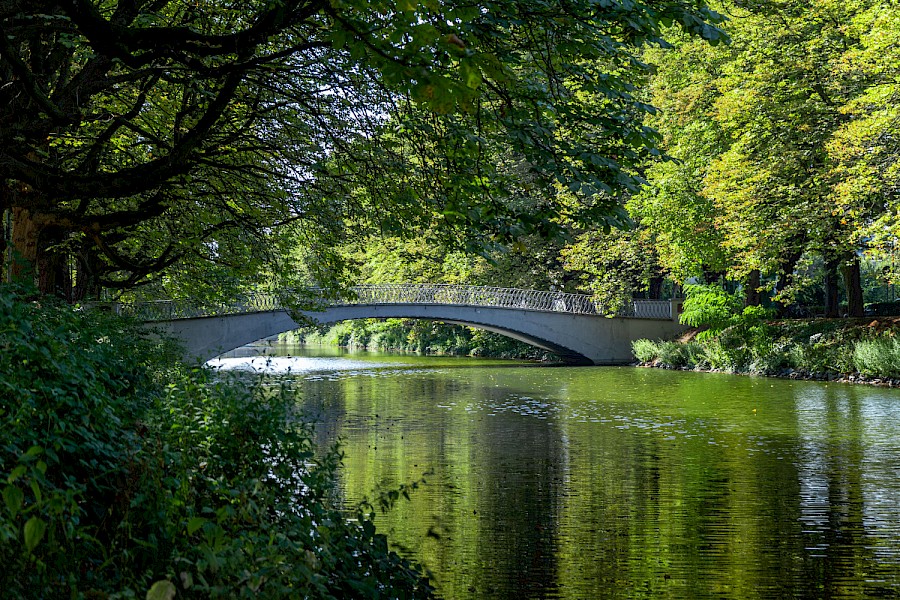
(213, 344, 900, 599)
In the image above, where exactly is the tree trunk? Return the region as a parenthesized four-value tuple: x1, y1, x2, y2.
(10, 206, 39, 286)
(72, 242, 104, 302)
(774, 246, 804, 318)
(702, 267, 723, 285)
(745, 269, 761, 307)
(842, 256, 864, 318)
(37, 225, 71, 299)
(1, 188, 8, 283)
(8, 207, 74, 298)
(648, 276, 663, 300)
(824, 256, 841, 318)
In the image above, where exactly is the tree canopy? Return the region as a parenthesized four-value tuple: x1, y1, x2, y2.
(0, 0, 725, 299)
(558, 0, 900, 316)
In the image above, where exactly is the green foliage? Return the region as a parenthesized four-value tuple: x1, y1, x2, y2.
(299, 319, 551, 360)
(631, 338, 662, 363)
(562, 226, 665, 313)
(853, 337, 900, 378)
(679, 284, 774, 341)
(0, 284, 433, 598)
(630, 339, 707, 369)
(633, 317, 900, 378)
(679, 284, 743, 335)
(2, 0, 726, 297)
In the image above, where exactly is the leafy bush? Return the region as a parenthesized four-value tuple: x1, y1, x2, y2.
(632, 338, 662, 363)
(679, 284, 744, 338)
(655, 341, 688, 368)
(682, 341, 709, 370)
(853, 337, 900, 378)
(699, 338, 742, 372)
(0, 285, 433, 598)
(680, 284, 773, 340)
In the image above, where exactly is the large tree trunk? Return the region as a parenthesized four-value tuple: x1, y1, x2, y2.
(842, 256, 864, 318)
(72, 242, 104, 302)
(775, 246, 804, 317)
(37, 225, 71, 299)
(648, 276, 664, 300)
(8, 207, 74, 298)
(824, 256, 841, 318)
(10, 206, 39, 287)
(745, 269, 761, 307)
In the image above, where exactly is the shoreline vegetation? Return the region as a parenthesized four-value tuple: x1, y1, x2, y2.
(633, 318, 900, 386)
(287, 315, 900, 387)
(1, 286, 434, 598)
(281, 319, 555, 361)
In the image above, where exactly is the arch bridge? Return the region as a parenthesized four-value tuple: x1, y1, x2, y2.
(126, 284, 686, 365)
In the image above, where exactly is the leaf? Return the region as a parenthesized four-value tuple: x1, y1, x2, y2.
(187, 516, 207, 535)
(22, 446, 43, 461)
(24, 517, 47, 552)
(7, 466, 26, 483)
(460, 61, 482, 89)
(146, 580, 176, 600)
(30, 480, 42, 505)
(3, 486, 24, 516)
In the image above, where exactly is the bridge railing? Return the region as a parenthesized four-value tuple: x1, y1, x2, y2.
(110, 294, 282, 321)
(116, 284, 673, 320)
(341, 284, 673, 318)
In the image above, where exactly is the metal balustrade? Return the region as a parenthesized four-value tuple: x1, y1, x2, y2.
(115, 284, 673, 321)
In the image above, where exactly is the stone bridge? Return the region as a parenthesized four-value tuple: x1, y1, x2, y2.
(126, 284, 687, 365)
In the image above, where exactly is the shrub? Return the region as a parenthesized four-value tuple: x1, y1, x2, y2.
(853, 337, 900, 378)
(700, 338, 743, 372)
(0, 285, 433, 598)
(655, 341, 688, 368)
(680, 284, 774, 340)
(682, 341, 708, 370)
(632, 338, 661, 363)
(679, 284, 743, 338)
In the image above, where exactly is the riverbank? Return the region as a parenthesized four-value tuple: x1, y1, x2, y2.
(633, 317, 900, 385)
(0, 285, 433, 598)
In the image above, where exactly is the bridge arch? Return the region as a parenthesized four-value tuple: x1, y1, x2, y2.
(152, 295, 686, 366)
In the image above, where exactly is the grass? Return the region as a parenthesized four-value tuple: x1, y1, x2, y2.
(632, 317, 900, 381)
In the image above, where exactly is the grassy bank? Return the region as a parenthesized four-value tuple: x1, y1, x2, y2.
(285, 318, 555, 361)
(0, 285, 433, 598)
(632, 317, 900, 384)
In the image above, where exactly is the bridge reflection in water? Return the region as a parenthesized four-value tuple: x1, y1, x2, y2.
(122, 284, 686, 366)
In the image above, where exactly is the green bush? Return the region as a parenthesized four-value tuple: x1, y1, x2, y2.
(853, 337, 900, 378)
(680, 284, 774, 340)
(0, 285, 433, 598)
(654, 341, 686, 368)
(699, 338, 743, 372)
(632, 339, 662, 363)
(682, 341, 709, 370)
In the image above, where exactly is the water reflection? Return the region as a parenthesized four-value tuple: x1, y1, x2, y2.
(216, 343, 900, 599)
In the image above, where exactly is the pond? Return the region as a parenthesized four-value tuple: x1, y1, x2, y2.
(211, 343, 900, 599)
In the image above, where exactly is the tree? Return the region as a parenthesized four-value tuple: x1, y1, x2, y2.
(827, 2, 900, 290)
(635, 0, 890, 316)
(1, 0, 725, 299)
(561, 224, 666, 313)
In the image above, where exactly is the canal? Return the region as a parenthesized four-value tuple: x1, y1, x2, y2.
(212, 343, 900, 599)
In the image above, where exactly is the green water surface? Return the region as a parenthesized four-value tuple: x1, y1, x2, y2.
(213, 345, 900, 599)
